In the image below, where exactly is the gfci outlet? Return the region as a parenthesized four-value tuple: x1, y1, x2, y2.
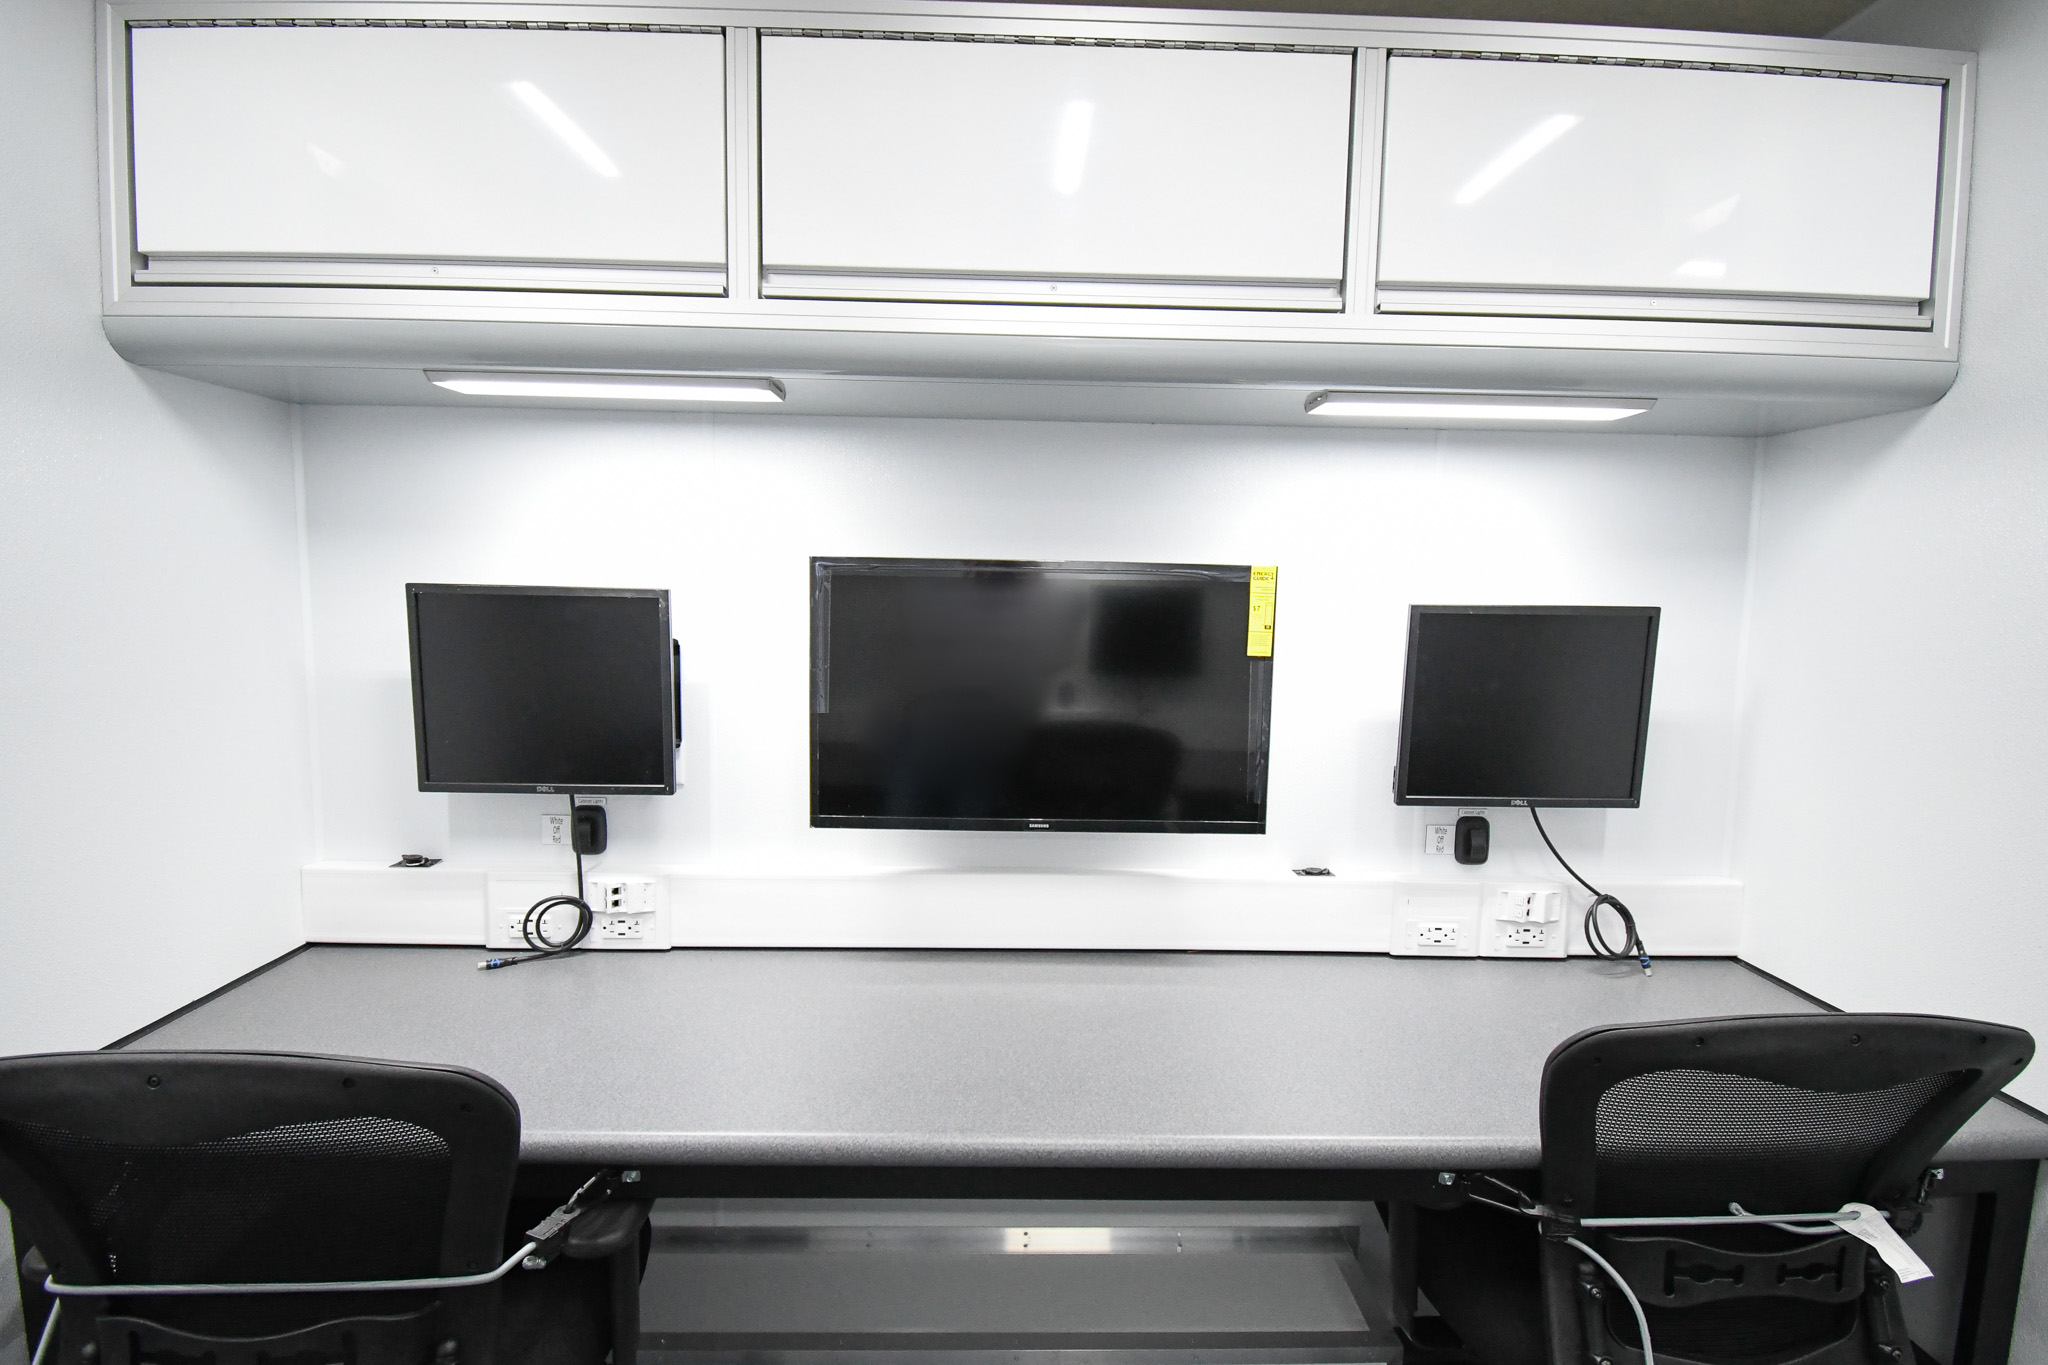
(582, 874, 664, 952)
(1480, 883, 1568, 959)
(1392, 885, 1480, 957)
(485, 873, 670, 952)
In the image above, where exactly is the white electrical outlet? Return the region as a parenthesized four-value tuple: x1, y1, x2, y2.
(1392, 885, 1480, 957)
(582, 874, 664, 951)
(1479, 883, 1569, 959)
(485, 874, 669, 951)
(494, 901, 584, 950)
(1425, 824, 1454, 856)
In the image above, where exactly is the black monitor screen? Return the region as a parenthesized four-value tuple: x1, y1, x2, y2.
(811, 559, 1272, 832)
(1394, 606, 1659, 807)
(408, 584, 676, 794)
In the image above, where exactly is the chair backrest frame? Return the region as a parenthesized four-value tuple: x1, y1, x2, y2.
(1535, 1013, 2031, 1365)
(1540, 1013, 2032, 1221)
(0, 1050, 522, 1365)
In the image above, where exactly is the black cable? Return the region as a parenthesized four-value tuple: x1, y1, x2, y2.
(1527, 805, 1651, 976)
(478, 795, 593, 971)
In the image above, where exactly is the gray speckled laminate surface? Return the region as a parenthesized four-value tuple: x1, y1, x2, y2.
(129, 948, 2048, 1169)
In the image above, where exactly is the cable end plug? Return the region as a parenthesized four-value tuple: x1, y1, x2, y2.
(1638, 953, 1653, 977)
(479, 958, 508, 971)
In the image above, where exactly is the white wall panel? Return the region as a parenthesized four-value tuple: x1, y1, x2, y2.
(1, 0, 313, 1055)
(129, 25, 726, 272)
(760, 37, 1354, 303)
(296, 409, 1754, 925)
(1379, 56, 1945, 305)
(1738, 0, 2048, 1111)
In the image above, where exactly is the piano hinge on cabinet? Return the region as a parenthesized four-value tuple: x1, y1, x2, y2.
(1388, 48, 1944, 85)
(760, 29, 1352, 55)
(127, 17, 721, 33)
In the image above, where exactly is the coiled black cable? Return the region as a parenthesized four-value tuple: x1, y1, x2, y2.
(1527, 805, 1652, 976)
(478, 798, 594, 971)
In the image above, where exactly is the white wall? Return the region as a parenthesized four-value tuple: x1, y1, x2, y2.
(0, 0, 313, 1055)
(1747, 0, 2048, 1350)
(1737, 0, 2048, 1106)
(300, 405, 1756, 894)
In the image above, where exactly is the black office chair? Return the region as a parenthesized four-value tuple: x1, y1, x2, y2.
(0, 1050, 652, 1365)
(1389, 1013, 2032, 1365)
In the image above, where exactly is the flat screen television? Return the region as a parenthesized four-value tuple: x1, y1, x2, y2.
(811, 558, 1273, 832)
(407, 583, 679, 795)
(1393, 605, 1659, 808)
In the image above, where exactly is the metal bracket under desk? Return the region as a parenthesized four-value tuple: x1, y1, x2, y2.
(633, 1214, 1402, 1365)
(515, 1164, 1470, 1205)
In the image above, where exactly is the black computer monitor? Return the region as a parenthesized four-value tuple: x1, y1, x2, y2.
(810, 558, 1273, 832)
(1393, 605, 1659, 808)
(407, 584, 678, 795)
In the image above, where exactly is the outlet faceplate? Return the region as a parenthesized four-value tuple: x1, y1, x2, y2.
(1392, 885, 1480, 957)
(485, 873, 669, 952)
(1479, 883, 1569, 958)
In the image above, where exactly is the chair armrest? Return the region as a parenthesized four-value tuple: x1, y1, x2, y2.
(563, 1201, 652, 1260)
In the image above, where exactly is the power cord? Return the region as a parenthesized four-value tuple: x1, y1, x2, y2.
(1527, 806, 1651, 976)
(1564, 1235, 1657, 1365)
(479, 795, 594, 971)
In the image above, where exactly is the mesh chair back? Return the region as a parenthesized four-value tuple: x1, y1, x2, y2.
(0, 1051, 520, 1293)
(1541, 1013, 2031, 1220)
(1535, 1014, 2030, 1365)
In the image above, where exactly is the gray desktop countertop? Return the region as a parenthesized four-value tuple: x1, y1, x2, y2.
(131, 947, 2048, 1169)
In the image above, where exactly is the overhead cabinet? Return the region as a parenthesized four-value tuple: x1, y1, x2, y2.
(757, 36, 1358, 309)
(126, 23, 728, 292)
(101, 7, 1975, 432)
(1375, 55, 1948, 328)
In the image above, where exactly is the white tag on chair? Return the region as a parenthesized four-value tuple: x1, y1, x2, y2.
(1833, 1202, 1933, 1282)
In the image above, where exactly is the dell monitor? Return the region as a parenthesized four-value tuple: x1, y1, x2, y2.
(407, 583, 678, 795)
(811, 558, 1273, 832)
(1394, 605, 1659, 808)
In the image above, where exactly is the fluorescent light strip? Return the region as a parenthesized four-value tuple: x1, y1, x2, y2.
(1305, 392, 1653, 422)
(428, 373, 785, 404)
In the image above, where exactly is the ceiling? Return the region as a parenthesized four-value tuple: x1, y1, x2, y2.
(1014, 0, 1882, 39)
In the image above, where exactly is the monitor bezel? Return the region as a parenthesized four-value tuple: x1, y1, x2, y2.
(407, 582, 678, 796)
(1392, 604, 1660, 810)
(809, 557, 1273, 834)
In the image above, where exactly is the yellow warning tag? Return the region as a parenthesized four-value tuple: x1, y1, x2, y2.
(1246, 566, 1277, 658)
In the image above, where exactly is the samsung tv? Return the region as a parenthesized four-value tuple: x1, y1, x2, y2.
(811, 558, 1273, 832)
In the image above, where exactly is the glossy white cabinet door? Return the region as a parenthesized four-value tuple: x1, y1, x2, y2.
(1378, 56, 1945, 318)
(129, 25, 726, 286)
(760, 37, 1355, 308)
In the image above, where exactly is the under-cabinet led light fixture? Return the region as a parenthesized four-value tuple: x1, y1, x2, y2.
(427, 372, 786, 404)
(1304, 391, 1654, 422)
